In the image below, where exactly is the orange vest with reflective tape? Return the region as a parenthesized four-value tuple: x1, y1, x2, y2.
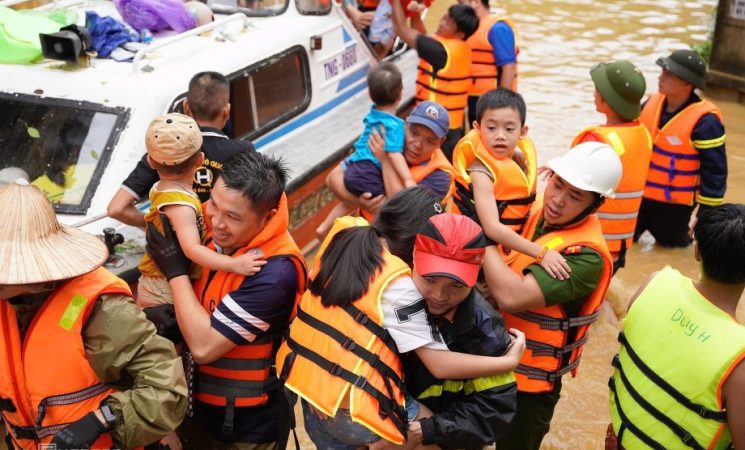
(467, 15, 519, 95)
(416, 36, 472, 129)
(451, 129, 537, 234)
(193, 195, 307, 408)
(358, 149, 455, 221)
(502, 200, 612, 393)
(276, 216, 411, 444)
(639, 93, 723, 206)
(0, 267, 131, 450)
(572, 123, 652, 254)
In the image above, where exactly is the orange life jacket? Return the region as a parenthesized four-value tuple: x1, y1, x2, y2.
(358, 149, 455, 221)
(639, 93, 723, 206)
(502, 200, 613, 393)
(357, 0, 378, 9)
(276, 217, 411, 444)
(416, 36, 472, 130)
(451, 129, 537, 234)
(0, 267, 131, 450)
(193, 195, 307, 413)
(572, 123, 652, 254)
(467, 15, 519, 95)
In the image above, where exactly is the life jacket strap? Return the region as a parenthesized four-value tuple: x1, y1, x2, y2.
(415, 81, 468, 97)
(283, 336, 408, 438)
(617, 332, 726, 422)
(295, 309, 406, 394)
(340, 304, 400, 357)
(608, 375, 667, 450)
(196, 372, 280, 399)
(515, 357, 580, 383)
(525, 335, 588, 358)
(514, 310, 600, 331)
(610, 355, 705, 450)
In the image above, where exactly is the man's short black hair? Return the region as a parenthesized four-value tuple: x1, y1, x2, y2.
(694, 204, 745, 284)
(187, 71, 230, 122)
(479, 0, 489, 8)
(367, 62, 403, 106)
(476, 88, 527, 126)
(448, 4, 479, 40)
(219, 151, 289, 214)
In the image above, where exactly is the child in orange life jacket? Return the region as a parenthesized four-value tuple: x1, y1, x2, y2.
(316, 62, 414, 239)
(452, 88, 571, 280)
(136, 113, 265, 308)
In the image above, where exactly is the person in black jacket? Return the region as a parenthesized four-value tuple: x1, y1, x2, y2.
(398, 213, 519, 449)
(107, 71, 254, 228)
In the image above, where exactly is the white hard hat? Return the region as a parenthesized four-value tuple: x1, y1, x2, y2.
(547, 142, 622, 198)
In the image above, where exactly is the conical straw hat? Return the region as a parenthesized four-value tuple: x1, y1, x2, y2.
(0, 179, 107, 285)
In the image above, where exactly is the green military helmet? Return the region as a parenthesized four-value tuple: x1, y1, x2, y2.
(656, 49, 707, 90)
(591, 60, 646, 121)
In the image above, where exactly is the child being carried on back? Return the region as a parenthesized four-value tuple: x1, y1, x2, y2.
(136, 113, 264, 308)
(316, 62, 414, 239)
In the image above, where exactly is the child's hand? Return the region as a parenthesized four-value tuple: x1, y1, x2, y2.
(232, 249, 267, 276)
(537, 165, 553, 181)
(406, 0, 426, 13)
(506, 328, 526, 365)
(369, 126, 387, 161)
(539, 249, 571, 280)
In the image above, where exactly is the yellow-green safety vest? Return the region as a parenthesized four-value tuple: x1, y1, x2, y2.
(609, 267, 745, 450)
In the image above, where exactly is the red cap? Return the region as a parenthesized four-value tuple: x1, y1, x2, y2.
(414, 213, 488, 287)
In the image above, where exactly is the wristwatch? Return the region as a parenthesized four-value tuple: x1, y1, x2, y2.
(100, 405, 117, 431)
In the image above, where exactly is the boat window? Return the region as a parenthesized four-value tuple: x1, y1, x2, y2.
(228, 46, 311, 140)
(0, 94, 128, 215)
(296, 0, 332, 15)
(208, 0, 289, 17)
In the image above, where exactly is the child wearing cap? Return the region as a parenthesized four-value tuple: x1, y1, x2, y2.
(452, 88, 571, 280)
(572, 60, 651, 273)
(137, 113, 263, 307)
(316, 62, 413, 239)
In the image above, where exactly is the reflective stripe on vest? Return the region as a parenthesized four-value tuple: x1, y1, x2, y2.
(193, 194, 307, 413)
(452, 130, 537, 235)
(609, 267, 745, 450)
(417, 371, 516, 400)
(0, 267, 131, 450)
(276, 217, 411, 444)
(502, 199, 613, 393)
(639, 93, 723, 206)
(466, 15, 519, 95)
(416, 36, 472, 129)
(572, 123, 652, 254)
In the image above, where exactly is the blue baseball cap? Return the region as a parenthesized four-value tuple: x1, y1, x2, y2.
(407, 101, 450, 138)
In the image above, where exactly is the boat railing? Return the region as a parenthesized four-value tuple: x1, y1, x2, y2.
(132, 12, 249, 72)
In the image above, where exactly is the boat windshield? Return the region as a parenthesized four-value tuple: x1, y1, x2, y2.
(0, 94, 128, 215)
(208, 0, 290, 17)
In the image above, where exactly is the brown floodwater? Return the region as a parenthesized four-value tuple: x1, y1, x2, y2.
(421, 1, 744, 449)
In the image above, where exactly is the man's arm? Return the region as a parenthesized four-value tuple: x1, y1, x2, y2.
(107, 188, 146, 228)
(108, 155, 159, 228)
(391, 0, 420, 48)
(722, 359, 745, 449)
(168, 275, 239, 363)
(370, 127, 406, 196)
(488, 21, 518, 90)
(693, 113, 727, 215)
(482, 245, 548, 312)
(84, 296, 187, 448)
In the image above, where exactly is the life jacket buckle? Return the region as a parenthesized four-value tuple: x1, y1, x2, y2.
(329, 363, 343, 377)
(681, 432, 694, 446)
(354, 376, 368, 389)
(341, 338, 356, 351)
(559, 319, 570, 331)
(354, 312, 369, 325)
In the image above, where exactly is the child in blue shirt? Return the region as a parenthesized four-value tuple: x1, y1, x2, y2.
(317, 62, 413, 238)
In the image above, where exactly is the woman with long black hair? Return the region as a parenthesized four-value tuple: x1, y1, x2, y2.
(277, 187, 524, 449)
